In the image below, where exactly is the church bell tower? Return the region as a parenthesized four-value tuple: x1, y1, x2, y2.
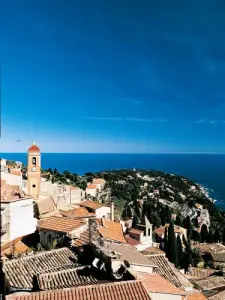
(27, 141, 41, 199)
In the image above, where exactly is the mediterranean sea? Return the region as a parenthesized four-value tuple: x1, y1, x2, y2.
(1, 153, 225, 210)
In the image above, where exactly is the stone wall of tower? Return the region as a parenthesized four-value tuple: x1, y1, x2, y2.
(27, 146, 41, 199)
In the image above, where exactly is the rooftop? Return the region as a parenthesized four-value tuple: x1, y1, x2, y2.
(6, 280, 151, 300)
(195, 276, 225, 291)
(86, 184, 98, 189)
(80, 200, 105, 210)
(98, 218, 127, 244)
(208, 290, 225, 300)
(4, 247, 77, 289)
(37, 266, 112, 290)
(38, 216, 86, 233)
(186, 267, 217, 279)
(154, 224, 186, 236)
(60, 207, 95, 218)
(28, 143, 40, 153)
(147, 254, 193, 290)
(141, 247, 165, 256)
(211, 251, 225, 262)
(141, 273, 185, 295)
(72, 230, 90, 247)
(129, 228, 143, 235)
(194, 243, 225, 254)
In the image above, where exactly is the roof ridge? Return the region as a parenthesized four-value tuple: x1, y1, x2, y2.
(38, 265, 86, 277)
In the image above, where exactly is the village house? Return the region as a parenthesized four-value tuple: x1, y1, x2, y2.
(125, 216, 153, 251)
(79, 200, 114, 220)
(154, 224, 187, 240)
(37, 216, 88, 248)
(1, 182, 37, 245)
(86, 183, 99, 198)
(1, 158, 23, 188)
(92, 178, 106, 192)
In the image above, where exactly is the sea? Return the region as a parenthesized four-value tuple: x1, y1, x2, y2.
(1, 153, 225, 210)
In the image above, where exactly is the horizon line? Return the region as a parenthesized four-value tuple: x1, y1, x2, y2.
(1, 151, 225, 155)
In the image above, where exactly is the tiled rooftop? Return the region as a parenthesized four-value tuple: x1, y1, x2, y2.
(98, 219, 127, 244)
(147, 254, 193, 290)
(194, 243, 225, 254)
(154, 224, 186, 236)
(184, 290, 207, 300)
(129, 228, 143, 235)
(6, 280, 151, 300)
(60, 207, 95, 218)
(4, 247, 77, 289)
(86, 184, 98, 189)
(212, 251, 225, 262)
(208, 290, 225, 300)
(186, 267, 217, 279)
(37, 266, 111, 290)
(141, 273, 185, 295)
(80, 200, 105, 210)
(125, 234, 140, 246)
(36, 196, 56, 216)
(72, 230, 90, 247)
(94, 241, 155, 267)
(38, 216, 85, 233)
(141, 247, 165, 256)
(93, 178, 106, 184)
(2, 236, 29, 257)
(195, 276, 225, 290)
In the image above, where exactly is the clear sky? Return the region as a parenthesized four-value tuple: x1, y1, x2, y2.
(1, 0, 225, 153)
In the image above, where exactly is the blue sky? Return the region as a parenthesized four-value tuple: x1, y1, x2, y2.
(1, 0, 225, 153)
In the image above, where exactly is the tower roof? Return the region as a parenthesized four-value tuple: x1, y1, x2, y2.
(28, 141, 40, 153)
(140, 215, 152, 227)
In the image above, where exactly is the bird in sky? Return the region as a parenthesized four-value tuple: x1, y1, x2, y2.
(17, 140, 21, 142)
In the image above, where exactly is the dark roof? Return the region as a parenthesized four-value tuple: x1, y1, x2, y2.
(4, 248, 77, 289)
(6, 280, 151, 300)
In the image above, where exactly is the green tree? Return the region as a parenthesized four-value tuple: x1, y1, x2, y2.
(214, 228, 221, 243)
(176, 234, 183, 269)
(183, 216, 192, 240)
(200, 224, 208, 243)
(175, 215, 182, 226)
(208, 228, 214, 243)
(167, 222, 178, 267)
(132, 214, 139, 228)
(164, 226, 168, 254)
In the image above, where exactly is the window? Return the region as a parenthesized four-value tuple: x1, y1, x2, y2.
(32, 157, 36, 166)
(148, 228, 151, 236)
(32, 184, 36, 188)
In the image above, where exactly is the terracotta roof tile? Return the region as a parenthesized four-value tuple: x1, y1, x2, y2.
(187, 267, 217, 279)
(36, 196, 56, 215)
(93, 178, 106, 184)
(212, 250, 225, 262)
(80, 200, 105, 210)
(141, 273, 185, 295)
(194, 243, 225, 254)
(61, 207, 95, 218)
(28, 145, 40, 152)
(6, 280, 151, 300)
(38, 216, 85, 233)
(147, 255, 193, 290)
(86, 184, 98, 189)
(154, 224, 186, 236)
(4, 247, 77, 289)
(125, 235, 140, 246)
(98, 219, 127, 244)
(72, 230, 90, 247)
(184, 291, 207, 300)
(129, 228, 143, 235)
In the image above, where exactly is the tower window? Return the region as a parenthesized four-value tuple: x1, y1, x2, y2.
(32, 157, 36, 166)
(32, 184, 36, 188)
(148, 228, 151, 236)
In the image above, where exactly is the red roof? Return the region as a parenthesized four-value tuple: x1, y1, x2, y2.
(28, 144, 40, 152)
(6, 280, 151, 300)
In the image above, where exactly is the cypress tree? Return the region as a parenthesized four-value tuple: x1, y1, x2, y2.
(164, 226, 168, 255)
(214, 229, 221, 243)
(200, 224, 208, 243)
(132, 214, 139, 228)
(176, 234, 183, 269)
(222, 227, 225, 245)
(183, 216, 192, 240)
(208, 228, 214, 243)
(165, 206, 171, 223)
(183, 235, 192, 272)
(175, 215, 182, 226)
(167, 221, 178, 267)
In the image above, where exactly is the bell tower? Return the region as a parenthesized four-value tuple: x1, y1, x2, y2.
(27, 141, 41, 199)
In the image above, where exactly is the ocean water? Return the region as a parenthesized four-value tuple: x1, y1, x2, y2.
(1, 153, 225, 209)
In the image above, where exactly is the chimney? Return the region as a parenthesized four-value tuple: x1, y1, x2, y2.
(111, 202, 114, 221)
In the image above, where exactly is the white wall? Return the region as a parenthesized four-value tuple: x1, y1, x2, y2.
(10, 198, 37, 240)
(95, 206, 111, 219)
(86, 188, 98, 197)
(131, 264, 153, 274)
(1, 172, 22, 188)
(149, 292, 182, 300)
